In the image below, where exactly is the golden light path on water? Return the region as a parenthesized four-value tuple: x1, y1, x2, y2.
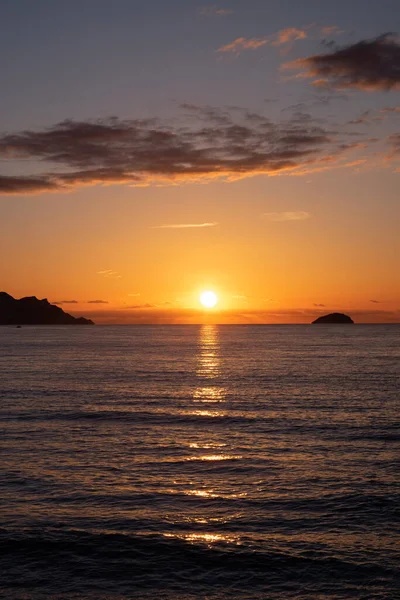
(163, 532, 241, 547)
(177, 324, 246, 541)
(189, 323, 227, 419)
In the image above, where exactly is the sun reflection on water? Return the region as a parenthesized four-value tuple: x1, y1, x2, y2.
(194, 324, 226, 402)
(189, 409, 226, 417)
(186, 325, 234, 463)
(163, 532, 240, 546)
(189, 442, 227, 448)
(186, 454, 242, 461)
(193, 386, 225, 402)
(196, 324, 220, 378)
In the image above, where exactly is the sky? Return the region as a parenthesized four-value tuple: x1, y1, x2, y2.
(0, 0, 399, 323)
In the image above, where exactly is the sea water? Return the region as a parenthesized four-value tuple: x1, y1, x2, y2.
(1, 324, 399, 599)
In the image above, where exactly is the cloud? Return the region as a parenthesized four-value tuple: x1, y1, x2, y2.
(284, 33, 400, 90)
(271, 28, 307, 46)
(199, 5, 232, 17)
(311, 92, 350, 106)
(125, 303, 156, 309)
(263, 211, 311, 221)
(370, 299, 381, 304)
(97, 269, 122, 279)
(388, 133, 400, 153)
(218, 37, 268, 53)
(152, 222, 218, 229)
(0, 175, 59, 194)
(53, 300, 78, 305)
(0, 108, 365, 195)
(313, 303, 326, 307)
(218, 28, 307, 54)
(348, 116, 370, 125)
(382, 106, 400, 114)
(320, 26, 344, 37)
(87, 300, 109, 304)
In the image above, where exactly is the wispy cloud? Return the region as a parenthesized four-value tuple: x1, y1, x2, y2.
(199, 5, 232, 17)
(152, 222, 218, 229)
(87, 300, 108, 304)
(53, 300, 78, 305)
(125, 303, 156, 309)
(218, 28, 307, 54)
(382, 105, 400, 114)
(97, 269, 122, 279)
(313, 303, 326, 307)
(218, 37, 268, 53)
(263, 211, 311, 221)
(348, 110, 374, 125)
(370, 299, 381, 303)
(284, 33, 400, 90)
(320, 25, 344, 37)
(271, 28, 307, 46)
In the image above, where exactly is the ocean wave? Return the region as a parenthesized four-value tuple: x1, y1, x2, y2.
(0, 527, 396, 597)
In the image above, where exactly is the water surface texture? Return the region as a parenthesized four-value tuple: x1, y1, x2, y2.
(1, 325, 399, 599)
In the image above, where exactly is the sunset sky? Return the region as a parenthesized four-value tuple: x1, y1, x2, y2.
(1, 0, 399, 323)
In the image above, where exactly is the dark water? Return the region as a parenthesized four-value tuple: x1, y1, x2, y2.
(1, 324, 399, 599)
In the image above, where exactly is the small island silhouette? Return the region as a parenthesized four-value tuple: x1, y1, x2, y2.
(312, 312, 354, 324)
(0, 292, 94, 325)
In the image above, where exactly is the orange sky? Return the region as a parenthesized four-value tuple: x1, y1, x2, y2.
(0, 2, 399, 323)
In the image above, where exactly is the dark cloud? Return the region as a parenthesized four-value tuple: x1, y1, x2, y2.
(87, 300, 109, 304)
(348, 110, 386, 125)
(313, 303, 326, 307)
(0, 175, 59, 194)
(388, 133, 400, 152)
(53, 300, 78, 305)
(370, 299, 380, 304)
(0, 108, 364, 195)
(285, 33, 400, 90)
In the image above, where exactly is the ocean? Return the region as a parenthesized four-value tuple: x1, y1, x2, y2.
(1, 324, 399, 599)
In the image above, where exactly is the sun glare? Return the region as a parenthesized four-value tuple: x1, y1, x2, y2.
(200, 291, 218, 309)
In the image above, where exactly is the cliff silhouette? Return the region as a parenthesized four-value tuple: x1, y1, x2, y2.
(312, 312, 354, 324)
(0, 292, 94, 325)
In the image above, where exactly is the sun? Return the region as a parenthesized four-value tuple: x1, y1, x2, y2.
(200, 290, 218, 309)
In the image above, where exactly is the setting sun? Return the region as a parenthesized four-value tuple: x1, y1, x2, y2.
(200, 291, 218, 309)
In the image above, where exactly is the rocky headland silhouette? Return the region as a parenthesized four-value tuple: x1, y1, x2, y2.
(0, 292, 94, 325)
(312, 313, 354, 324)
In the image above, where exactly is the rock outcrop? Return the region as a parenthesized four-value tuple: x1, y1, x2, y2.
(0, 292, 94, 325)
(312, 312, 354, 324)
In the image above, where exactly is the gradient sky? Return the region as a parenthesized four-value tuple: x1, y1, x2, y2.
(1, 0, 399, 323)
